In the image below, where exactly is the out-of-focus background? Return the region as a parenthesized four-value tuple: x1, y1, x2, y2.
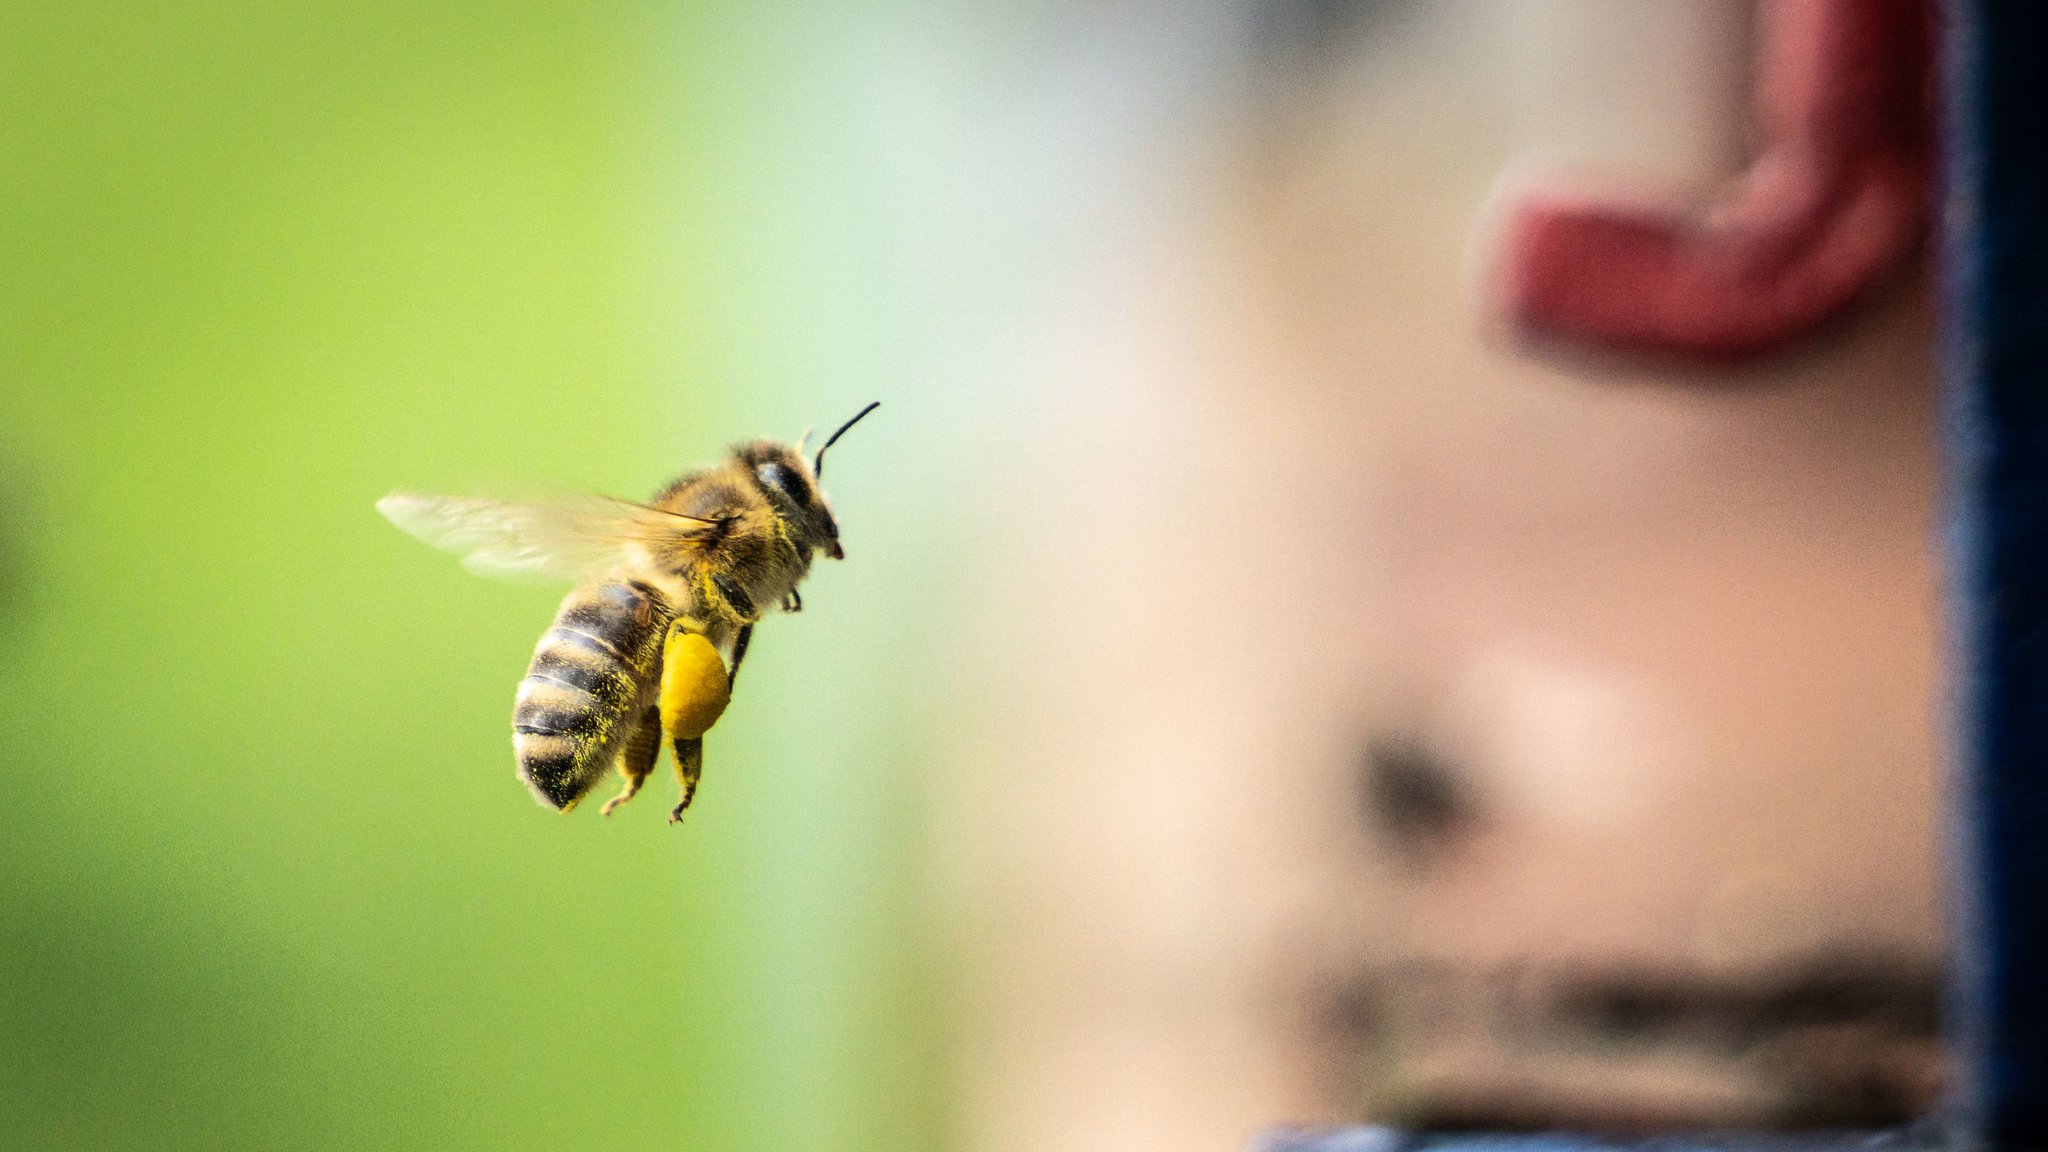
(1, 2, 1941, 1150)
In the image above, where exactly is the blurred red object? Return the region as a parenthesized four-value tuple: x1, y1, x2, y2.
(1491, 0, 1930, 360)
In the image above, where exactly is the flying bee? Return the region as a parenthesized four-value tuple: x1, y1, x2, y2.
(378, 402, 879, 824)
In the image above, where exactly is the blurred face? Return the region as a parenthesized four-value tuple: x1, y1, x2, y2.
(946, 1, 1941, 1146)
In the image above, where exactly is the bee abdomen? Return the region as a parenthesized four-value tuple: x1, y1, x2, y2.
(555, 580, 667, 642)
(520, 641, 640, 714)
(514, 580, 671, 810)
(512, 679, 609, 739)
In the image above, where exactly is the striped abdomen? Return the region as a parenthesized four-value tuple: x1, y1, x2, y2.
(514, 580, 673, 809)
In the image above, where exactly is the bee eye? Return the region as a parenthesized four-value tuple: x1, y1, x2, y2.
(756, 462, 812, 508)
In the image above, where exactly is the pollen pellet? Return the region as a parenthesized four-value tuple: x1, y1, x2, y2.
(660, 630, 731, 740)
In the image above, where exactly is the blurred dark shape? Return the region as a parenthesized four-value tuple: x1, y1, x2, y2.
(1250, 0, 1417, 69)
(1945, 3, 2048, 1142)
(1361, 737, 1474, 861)
(1548, 954, 1939, 1050)
(1256, 1120, 1950, 1152)
(1313, 954, 1942, 1131)
(1546, 956, 1943, 1127)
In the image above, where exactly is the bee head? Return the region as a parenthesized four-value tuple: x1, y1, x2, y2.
(739, 403, 876, 561)
(737, 449, 837, 556)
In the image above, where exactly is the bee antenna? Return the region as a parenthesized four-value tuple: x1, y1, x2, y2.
(813, 401, 879, 479)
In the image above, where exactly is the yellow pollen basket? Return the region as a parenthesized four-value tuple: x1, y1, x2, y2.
(660, 630, 731, 740)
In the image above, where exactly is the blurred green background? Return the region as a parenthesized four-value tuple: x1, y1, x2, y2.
(0, 2, 951, 1148)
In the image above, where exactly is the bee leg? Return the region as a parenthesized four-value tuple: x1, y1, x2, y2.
(727, 623, 754, 689)
(782, 589, 802, 613)
(668, 736, 703, 825)
(600, 705, 661, 817)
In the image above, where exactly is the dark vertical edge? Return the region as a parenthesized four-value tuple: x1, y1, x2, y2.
(1943, 0, 2048, 1145)
(1939, 4, 1989, 1142)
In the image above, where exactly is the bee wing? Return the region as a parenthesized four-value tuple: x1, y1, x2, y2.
(376, 491, 715, 584)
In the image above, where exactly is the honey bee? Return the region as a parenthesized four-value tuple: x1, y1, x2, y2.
(378, 402, 878, 824)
